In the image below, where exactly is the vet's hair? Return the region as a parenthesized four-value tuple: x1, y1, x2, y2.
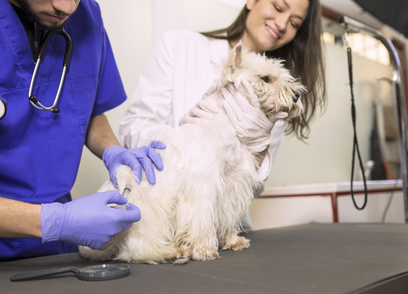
(201, 0, 326, 140)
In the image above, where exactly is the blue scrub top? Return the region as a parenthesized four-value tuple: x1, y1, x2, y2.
(0, 0, 127, 260)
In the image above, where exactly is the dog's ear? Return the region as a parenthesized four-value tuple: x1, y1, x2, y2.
(226, 41, 244, 71)
(220, 41, 246, 86)
(234, 42, 243, 68)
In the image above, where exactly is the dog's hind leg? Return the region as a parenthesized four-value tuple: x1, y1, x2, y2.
(174, 185, 220, 261)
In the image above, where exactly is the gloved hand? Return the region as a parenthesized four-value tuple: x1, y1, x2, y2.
(103, 141, 166, 185)
(41, 191, 141, 249)
(179, 85, 220, 125)
(221, 81, 287, 153)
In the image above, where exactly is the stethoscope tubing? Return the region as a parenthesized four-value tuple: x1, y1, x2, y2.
(28, 28, 72, 113)
(29, 64, 68, 111)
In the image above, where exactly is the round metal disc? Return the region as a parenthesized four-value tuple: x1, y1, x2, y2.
(77, 264, 130, 281)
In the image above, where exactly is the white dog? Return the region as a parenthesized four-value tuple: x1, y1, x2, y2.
(79, 43, 305, 264)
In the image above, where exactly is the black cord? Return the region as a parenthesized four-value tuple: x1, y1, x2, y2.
(347, 47, 368, 210)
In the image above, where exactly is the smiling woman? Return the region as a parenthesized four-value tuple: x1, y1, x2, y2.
(199, 0, 326, 141)
(242, 0, 309, 53)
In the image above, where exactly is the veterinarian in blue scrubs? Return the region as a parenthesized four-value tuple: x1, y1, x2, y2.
(120, 0, 327, 228)
(0, 0, 164, 261)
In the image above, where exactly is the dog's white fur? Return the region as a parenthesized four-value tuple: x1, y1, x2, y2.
(79, 44, 305, 264)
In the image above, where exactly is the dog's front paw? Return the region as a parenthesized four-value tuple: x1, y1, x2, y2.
(166, 246, 191, 265)
(191, 246, 219, 261)
(222, 236, 250, 251)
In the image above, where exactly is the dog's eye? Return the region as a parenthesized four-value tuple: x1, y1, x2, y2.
(292, 92, 301, 103)
(260, 75, 269, 83)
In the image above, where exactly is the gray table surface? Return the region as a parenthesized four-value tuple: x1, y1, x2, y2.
(1, 223, 408, 294)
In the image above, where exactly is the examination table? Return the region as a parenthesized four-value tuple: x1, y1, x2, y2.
(1, 223, 408, 294)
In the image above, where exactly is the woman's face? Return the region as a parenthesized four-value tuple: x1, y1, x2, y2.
(242, 0, 309, 53)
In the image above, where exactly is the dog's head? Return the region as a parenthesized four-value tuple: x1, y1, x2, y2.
(219, 42, 305, 121)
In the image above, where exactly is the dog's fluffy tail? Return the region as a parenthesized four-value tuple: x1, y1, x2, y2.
(115, 165, 139, 195)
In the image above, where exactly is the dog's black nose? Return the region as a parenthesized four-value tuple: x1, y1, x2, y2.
(292, 92, 301, 103)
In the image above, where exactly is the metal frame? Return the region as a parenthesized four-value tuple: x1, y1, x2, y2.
(339, 16, 408, 221)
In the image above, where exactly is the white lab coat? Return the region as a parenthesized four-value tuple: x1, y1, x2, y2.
(120, 30, 286, 194)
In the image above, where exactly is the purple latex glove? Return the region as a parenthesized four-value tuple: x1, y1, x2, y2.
(41, 191, 141, 249)
(102, 141, 166, 185)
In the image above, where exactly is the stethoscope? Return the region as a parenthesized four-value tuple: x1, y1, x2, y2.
(0, 28, 72, 120)
(28, 28, 72, 114)
(0, 97, 6, 120)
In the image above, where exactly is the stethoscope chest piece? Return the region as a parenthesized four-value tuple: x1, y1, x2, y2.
(0, 97, 6, 120)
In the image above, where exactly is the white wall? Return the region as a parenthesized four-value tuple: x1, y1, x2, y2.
(71, 0, 407, 229)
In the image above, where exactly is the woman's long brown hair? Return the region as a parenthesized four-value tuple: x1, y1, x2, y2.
(202, 0, 327, 140)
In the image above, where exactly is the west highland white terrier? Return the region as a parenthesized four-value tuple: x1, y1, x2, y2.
(79, 43, 305, 264)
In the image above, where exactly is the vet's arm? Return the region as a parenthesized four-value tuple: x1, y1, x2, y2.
(0, 197, 42, 238)
(86, 114, 165, 185)
(40, 191, 141, 248)
(256, 146, 269, 168)
(0, 193, 141, 248)
(85, 113, 121, 159)
(254, 146, 274, 198)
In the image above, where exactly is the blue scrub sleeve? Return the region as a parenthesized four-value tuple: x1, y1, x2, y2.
(91, 30, 126, 116)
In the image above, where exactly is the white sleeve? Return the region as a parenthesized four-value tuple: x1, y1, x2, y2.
(254, 120, 286, 197)
(119, 33, 176, 148)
